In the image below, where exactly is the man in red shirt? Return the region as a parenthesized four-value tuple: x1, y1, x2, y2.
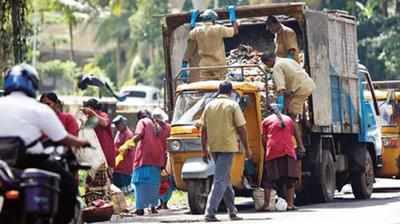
(112, 115, 135, 193)
(82, 98, 116, 168)
(261, 104, 302, 211)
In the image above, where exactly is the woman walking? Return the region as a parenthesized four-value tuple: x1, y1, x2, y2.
(131, 109, 169, 215)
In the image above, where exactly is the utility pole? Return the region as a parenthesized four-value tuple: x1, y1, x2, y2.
(214, 0, 218, 8)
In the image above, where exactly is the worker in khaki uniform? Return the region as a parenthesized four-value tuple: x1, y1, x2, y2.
(265, 16, 300, 63)
(183, 9, 239, 80)
(261, 52, 315, 152)
(200, 81, 252, 222)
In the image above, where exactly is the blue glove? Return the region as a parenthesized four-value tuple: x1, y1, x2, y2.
(276, 95, 285, 112)
(287, 51, 294, 60)
(190, 9, 199, 29)
(228, 5, 236, 23)
(181, 61, 189, 83)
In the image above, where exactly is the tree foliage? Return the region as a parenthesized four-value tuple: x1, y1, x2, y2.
(335, 0, 400, 80)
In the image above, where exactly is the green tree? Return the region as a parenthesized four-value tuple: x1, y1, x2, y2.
(128, 0, 168, 87)
(94, 0, 137, 86)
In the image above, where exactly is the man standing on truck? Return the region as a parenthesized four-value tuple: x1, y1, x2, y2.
(261, 52, 315, 152)
(200, 81, 251, 222)
(265, 16, 300, 62)
(183, 9, 239, 81)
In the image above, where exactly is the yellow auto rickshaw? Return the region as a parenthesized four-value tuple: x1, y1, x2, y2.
(366, 82, 400, 178)
(168, 74, 267, 214)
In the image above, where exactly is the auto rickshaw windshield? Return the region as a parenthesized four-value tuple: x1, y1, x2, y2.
(172, 91, 240, 125)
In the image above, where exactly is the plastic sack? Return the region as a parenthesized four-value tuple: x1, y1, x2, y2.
(252, 188, 276, 211)
(75, 113, 108, 178)
(275, 196, 288, 211)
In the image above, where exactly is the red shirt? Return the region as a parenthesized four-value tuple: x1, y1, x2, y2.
(262, 114, 296, 161)
(114, 127, 135, 175)
(133, 118, 169, 169)
(94, 111, 116, 168)
(159, 121, 171, 166)
(58, 112, 79, 136)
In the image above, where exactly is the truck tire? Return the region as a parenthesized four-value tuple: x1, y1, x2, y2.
(187, 179, 210, 214)
(313, 149, 336, 202)
(351, 150, 374, 199)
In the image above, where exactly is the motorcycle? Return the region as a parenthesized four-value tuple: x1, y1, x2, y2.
(0, 137, 90, 224)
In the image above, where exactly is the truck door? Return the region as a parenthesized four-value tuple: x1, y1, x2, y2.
(305, 10, 332, 128)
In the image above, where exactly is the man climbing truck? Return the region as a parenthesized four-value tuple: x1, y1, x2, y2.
(162, 3, 382, 213)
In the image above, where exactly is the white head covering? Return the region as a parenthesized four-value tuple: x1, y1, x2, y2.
(152, 107, 169, 122)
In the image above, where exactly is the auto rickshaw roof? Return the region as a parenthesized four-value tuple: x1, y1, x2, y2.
(365, 89, 388, 101)
(176, 80, 263, 93)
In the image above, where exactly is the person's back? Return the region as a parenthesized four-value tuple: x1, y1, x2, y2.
(0, 92, 67, 153)
(262, 113, 296, 160)
(184, 9, 238, 81)
(134, 117, 165, 169)
(273, 57, 315, 93)
(202, 94, 245, 152)
(190, 23, 234, 67)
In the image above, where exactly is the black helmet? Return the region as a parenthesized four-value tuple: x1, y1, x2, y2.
(200, 9, 218, 22)
(4, 64, 39, 98)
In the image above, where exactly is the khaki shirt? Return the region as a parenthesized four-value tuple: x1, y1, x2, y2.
(275, 25, 299, 62)
(272, 57, 315, 93)
(186, 23, 235, 67)
(201, 95, 246, 152)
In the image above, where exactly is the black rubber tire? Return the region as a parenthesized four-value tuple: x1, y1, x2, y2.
(351, 150, 374, 199)
(312, 150, 336, 202)
(187, 179, 210, 214)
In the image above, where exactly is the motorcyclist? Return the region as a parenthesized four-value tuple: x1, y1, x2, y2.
(0, 64, 90, 224)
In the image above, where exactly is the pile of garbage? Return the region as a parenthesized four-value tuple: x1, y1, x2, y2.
(226, 44, 266, 81)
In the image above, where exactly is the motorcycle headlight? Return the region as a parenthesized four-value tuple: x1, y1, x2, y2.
(169, 140, 182, 151)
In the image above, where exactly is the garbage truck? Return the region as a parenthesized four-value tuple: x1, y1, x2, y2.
(161, 2, 381, 213)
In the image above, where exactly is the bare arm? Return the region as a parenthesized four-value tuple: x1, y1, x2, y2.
(81, 107, 109, 127)
(201, 127, 208, 152)
(233, 21, 239, 35)
(59, 134, 90, 148)
(293, 123, 305, 153)
(92, 112, 109, 127)
(237, 125, 251, 159)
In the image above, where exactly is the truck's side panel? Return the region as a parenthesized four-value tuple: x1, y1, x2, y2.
(306, 10, 359, 134)
(327, 14, 359, 134)
(305, 10, 332, 127)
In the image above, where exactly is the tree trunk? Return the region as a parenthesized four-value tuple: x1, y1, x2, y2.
(396, 0, 400, 15)
(116, 38, 122, 86)
(380, 0, 388, 17)
(11, 0, 26, 64)
(68, 21, 75, 61)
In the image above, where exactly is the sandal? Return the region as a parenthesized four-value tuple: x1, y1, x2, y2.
(287, 206, 298, 211)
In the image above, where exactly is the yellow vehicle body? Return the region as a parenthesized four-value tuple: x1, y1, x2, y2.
(169, 81, 265, 191)
(366, 89, 400, 178)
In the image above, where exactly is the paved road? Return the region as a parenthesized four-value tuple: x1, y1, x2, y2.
(102, 178, 400, 224)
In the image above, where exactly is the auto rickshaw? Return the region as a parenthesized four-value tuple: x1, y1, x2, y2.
(167, 64, 268, 214)
(366, 81, 400, 178)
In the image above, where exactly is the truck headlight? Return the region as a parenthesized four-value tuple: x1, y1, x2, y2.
(169, 140, 182, 151)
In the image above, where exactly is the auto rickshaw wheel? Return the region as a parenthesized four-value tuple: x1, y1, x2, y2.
(351, 149, 374, 199)
(187, 178, 211, 214)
